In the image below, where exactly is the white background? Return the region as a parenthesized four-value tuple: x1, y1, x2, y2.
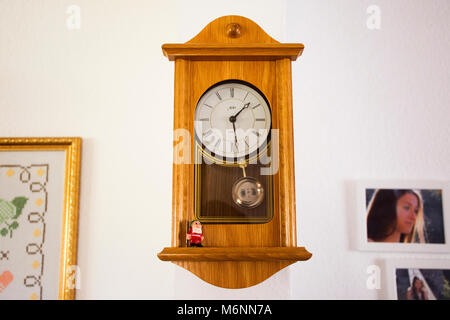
(1, 0, 449, 299)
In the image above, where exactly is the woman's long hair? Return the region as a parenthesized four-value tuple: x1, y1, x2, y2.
(410, 276, 425, 300)
(366, 189, 426, 243)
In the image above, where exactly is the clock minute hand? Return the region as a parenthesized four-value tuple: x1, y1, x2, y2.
(233, 102, 250, 119)
(229, 102, 250, 147)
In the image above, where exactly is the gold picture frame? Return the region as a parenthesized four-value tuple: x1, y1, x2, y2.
(0, 137, 81, 300)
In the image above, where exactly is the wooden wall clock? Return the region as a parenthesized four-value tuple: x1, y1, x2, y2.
(157, 15, 312, 289)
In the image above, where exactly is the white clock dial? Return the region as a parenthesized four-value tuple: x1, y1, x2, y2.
(194, 81, 271, 161)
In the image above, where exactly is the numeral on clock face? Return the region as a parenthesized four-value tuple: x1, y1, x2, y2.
(215, 138, 222, 149)
(203, 129, 212, 138)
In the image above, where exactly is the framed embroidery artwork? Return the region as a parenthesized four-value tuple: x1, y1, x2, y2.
(0, 138, 81, 300)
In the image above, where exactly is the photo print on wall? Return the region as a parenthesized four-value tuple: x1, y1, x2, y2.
(385, 259, 450, 300)
(357, 180, 450, 253)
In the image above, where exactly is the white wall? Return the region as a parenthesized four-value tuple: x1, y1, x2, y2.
(287, 0, 450, 299)
(1, 0, 449, 299)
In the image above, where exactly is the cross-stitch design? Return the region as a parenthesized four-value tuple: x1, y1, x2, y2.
(0, 197, 28, 238)
(0, 251, 9, 261)
(0, 164, 48, 299)
(0, 271, 13, 293)
(24, 275, 41, 287)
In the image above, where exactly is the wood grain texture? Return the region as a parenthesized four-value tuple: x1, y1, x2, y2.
(276, 58, 298, 247)
(186, 15, 279, 44)
(173, 261, 296, 289)
(161, 15, 311, 289)
(190, 59, 280, 248)
(162, 44, 304, 61)
(197, 162, 272, 221)
(158, 247, 312, 261)
(171, 58, 194, 247)
(162, 16, 304, 61)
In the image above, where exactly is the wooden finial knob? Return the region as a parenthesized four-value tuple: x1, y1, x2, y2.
(226, 23, 241, 38)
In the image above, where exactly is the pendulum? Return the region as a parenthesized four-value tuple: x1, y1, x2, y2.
(231, 161, 264, 208)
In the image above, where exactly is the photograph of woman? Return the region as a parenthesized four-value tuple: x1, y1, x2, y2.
(394, 267, 450, 300)
(406, 276, 429, 300)
(365, 189, 445, 244)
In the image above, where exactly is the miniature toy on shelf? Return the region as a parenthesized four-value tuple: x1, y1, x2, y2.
(187, 220, 204, 247)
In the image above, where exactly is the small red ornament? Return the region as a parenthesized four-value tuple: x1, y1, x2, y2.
(187, 220, 204, 247)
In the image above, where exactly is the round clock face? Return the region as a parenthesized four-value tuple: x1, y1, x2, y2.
(194, 80, 271, 162)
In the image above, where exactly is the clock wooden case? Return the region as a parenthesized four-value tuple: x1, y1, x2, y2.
(157, 15, 312, 289)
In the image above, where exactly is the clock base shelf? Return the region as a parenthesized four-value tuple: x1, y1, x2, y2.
(157, 247, 312, 262)
(157, 247, 311, 289)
